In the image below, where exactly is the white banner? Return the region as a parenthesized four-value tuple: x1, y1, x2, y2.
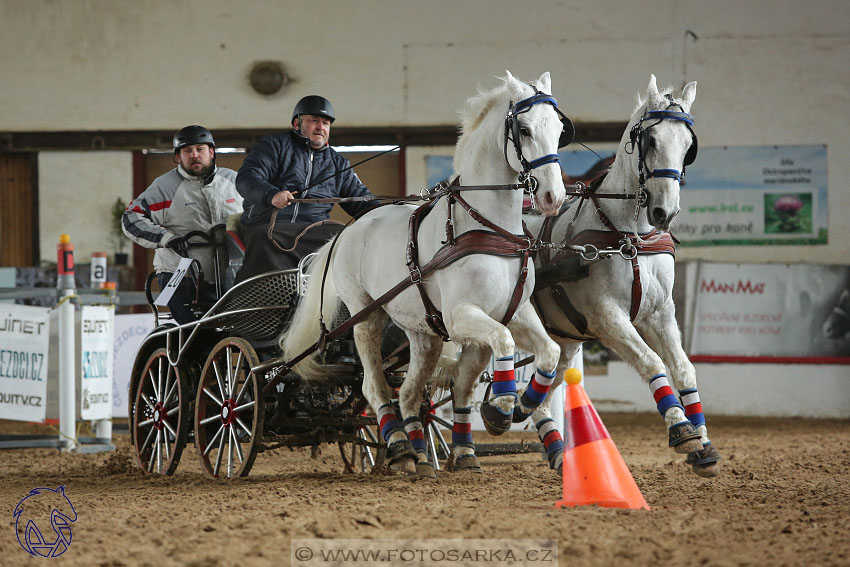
(80, 306, 114, 419)
(154, 257, 193, 306)
(0, 305, 50, 422)
(689, 263, 850, 358)
(112, 313, 155, 418)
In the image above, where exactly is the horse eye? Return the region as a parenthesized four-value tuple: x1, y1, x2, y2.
(519, 127, 531, 137)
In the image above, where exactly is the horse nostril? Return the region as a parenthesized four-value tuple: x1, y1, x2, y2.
(543, 192, 554, 208)
(651, 207, 667, 225)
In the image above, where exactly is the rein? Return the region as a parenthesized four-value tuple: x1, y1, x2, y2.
(263, 180, 532, 251)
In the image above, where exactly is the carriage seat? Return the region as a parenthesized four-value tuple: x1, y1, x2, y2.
(222, 231, 246, 292)
(221, 213, 246, 292)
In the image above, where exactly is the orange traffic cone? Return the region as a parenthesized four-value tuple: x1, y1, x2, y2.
(555, 368, 650, 510)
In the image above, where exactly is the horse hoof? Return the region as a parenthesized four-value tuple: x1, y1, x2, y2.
(692, 462, 720, 478)
(447, 453, 482, 473)
(481, 400, 513, 436)
(668, 421, 702, 453)
(386, 439, 417, 472)
(410, 461, 438, 480)
(512, 407, 533, 424)
(391, 456, 417, 474)
(687, 442, 721, 477)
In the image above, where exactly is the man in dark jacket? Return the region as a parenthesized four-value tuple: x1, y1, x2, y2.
(235, 95, 378, 281)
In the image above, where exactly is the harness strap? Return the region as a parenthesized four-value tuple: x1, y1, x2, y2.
(551, 284, 590, 337)
(266, 215, 345, 252)
(407, 185, 533, 339)
(535, 229, 676, 339)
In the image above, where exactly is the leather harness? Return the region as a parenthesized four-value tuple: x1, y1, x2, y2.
(407, 187, 533, 340)
(533, 175, 677, 341)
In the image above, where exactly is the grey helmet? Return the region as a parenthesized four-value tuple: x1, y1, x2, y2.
(172, 125, 215, 152)
(291, 95, 336, 124)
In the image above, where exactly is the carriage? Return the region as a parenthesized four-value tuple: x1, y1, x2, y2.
(125, 225, 443, 478)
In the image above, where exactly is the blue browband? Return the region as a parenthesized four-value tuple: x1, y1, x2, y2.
(507, 91, 563, 172)
(514, 93, 558, 114)
(645, 110, 694, 126)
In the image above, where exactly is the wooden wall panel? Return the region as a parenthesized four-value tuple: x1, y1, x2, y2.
(0, 153, 37, 267)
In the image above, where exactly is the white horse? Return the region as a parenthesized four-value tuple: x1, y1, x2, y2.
(282, 72, 568, 476)
(443, 75, 720, 478)
(523, 75, 721, 477)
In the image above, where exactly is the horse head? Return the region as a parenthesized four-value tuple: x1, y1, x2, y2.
(455, 71, 567, 217)
(503, 71, 568, 216)
(626, 74, 698, 230)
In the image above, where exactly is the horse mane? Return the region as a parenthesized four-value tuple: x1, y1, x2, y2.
(458, 77, 511, 136)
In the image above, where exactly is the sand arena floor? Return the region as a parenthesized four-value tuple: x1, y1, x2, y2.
(1, 412, 849, 567)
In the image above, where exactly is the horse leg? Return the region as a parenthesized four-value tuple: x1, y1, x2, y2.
(444, 344, 492, 472)
(592, 307, 703, 454)
(528, 340, 582, 473)
(354, 311, 416, 474)
(507, 302, 561, 424)
(640, 306, 721, 477)
(396, 331, 444, 479)
(446, 303, 518, 436)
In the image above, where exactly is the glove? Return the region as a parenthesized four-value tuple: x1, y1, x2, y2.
(165, 235, 189, 257)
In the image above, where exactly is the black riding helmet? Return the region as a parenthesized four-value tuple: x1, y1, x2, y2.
(291, 95, 336, 125)
(172, 125, 215, 152)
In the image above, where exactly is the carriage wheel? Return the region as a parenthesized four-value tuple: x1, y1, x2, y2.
(195, 337, 265, 479)
(132, 348, 190, 476)
(338, 423, 385, 473)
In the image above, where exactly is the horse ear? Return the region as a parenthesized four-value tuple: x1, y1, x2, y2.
(503, 70, 524, 96)
(537, 71, 552, 94)
(646, 74, 663, 108)
(681, 81, 697, 111)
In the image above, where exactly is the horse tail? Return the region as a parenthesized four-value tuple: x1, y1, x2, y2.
(279, 240, 340, 382)
(431, 343, 462, 390)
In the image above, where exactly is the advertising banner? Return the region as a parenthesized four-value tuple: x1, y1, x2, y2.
(672, 145, 827, 246)
(112, 313, 155, 418)
(0, 304, 50, 422)
(689, 263, 850, 360)
(80, 306, 114, 419)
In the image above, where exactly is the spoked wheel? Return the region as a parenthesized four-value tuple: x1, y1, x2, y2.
(338, 422, 385, 473)
(132, 348, 190, 475)
(195, 337, 265, 479)
(422, 392, 453, 469)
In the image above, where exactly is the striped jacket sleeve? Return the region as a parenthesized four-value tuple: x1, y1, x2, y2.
(121, 173, 179, 249)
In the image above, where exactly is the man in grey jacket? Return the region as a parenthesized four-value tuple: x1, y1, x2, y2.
(122, 125, 242, 323)
(235, 95, 379, 282)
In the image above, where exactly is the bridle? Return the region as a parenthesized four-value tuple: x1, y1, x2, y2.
(504, 86, 575, 204)
(626, 93, 698, 219)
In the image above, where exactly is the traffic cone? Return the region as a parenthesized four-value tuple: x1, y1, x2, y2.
(555, 368, 650, 510)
